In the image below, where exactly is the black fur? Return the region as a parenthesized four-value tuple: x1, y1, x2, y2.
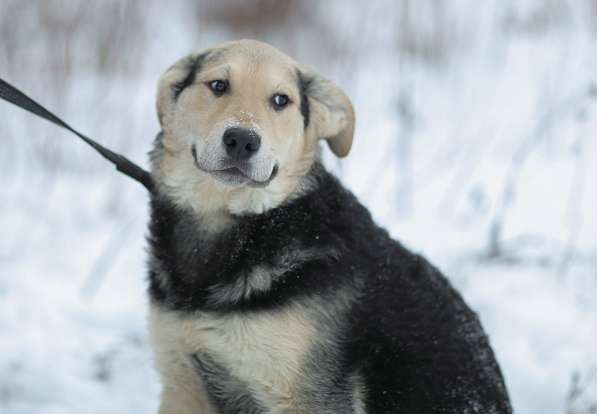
(297, 70, 311, 129)
(148, 162, 512, 413)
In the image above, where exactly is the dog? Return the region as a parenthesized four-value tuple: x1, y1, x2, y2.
(147, 39, 512, 413)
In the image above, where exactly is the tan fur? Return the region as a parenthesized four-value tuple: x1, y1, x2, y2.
(152, 39, 354, 217)
(150, 302, 317, 413)
(150, 308, 219, 414)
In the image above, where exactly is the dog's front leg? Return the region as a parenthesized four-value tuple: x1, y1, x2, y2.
(158, 384, 218, 414)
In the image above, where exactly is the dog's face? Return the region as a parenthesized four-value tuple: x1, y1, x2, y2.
(154, 40, 354, 216)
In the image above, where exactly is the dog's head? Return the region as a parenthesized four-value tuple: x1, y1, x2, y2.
(153, 39, 354, 216)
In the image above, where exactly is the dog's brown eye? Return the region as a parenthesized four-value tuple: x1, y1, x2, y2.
(272, 94, 290, 110)
(208, 80, 228, 96)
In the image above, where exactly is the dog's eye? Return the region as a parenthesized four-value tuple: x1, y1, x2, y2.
(272, 94, 290, 110)
(208, 80, 228, 96)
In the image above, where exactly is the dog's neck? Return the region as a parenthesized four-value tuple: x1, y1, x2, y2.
(147, 160, 347, 312)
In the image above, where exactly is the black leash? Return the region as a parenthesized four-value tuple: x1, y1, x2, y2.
(0, 77, 153, 192)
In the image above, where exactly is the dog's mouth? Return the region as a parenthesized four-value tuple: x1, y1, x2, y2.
(209, 166, 278, 188)
(191, 146, 278, 188)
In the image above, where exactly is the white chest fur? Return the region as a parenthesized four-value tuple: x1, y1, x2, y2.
(150, 304, 316, 413)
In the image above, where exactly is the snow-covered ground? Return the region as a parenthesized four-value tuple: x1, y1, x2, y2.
(1, 1, 596, 413)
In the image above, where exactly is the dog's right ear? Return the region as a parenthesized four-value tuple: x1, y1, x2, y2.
(297, 65, 355, 158)
(156, 52, 209, 131)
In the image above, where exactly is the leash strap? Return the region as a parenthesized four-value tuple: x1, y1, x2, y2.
(0, 77, 153, 191)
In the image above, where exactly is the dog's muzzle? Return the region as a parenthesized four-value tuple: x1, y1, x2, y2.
(191, 144, 278, 188)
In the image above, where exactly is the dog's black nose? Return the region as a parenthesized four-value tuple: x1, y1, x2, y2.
(222, 128, 261, 161)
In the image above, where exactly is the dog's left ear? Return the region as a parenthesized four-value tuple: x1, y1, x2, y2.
(156, 51, 209, 132)
(298, 66, 355, 158)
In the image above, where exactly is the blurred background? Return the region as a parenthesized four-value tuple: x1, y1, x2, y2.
(1, 1, 596, 412)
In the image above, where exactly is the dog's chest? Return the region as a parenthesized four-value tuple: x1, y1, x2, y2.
(154, 306, 316, 412)
(196, 311, 312, 379)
